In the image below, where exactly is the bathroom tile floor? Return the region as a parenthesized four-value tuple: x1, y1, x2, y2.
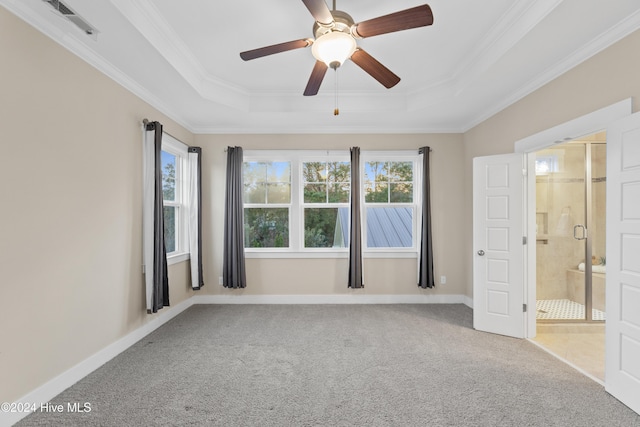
(532, 323, 605, 382)
(536, 299, 606, 321)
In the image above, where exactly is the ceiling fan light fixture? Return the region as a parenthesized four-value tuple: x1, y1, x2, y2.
(311, 31, 356, 69)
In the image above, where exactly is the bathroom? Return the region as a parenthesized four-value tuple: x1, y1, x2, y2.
(533, 132, 606, 380)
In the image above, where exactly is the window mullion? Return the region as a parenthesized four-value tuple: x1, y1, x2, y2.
(289, 157, 300, 251)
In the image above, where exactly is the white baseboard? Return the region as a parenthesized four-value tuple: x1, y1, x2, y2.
(194, 293, 473, 306)
(2, 293, 472, 426)
(1, 298, 195, 427)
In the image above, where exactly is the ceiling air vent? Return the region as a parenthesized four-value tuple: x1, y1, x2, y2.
(43, 0, 99, 39)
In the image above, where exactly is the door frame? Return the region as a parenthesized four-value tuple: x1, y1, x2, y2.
(513, 98, 632, 338)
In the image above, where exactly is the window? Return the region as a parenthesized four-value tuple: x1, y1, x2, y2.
(363, 156, 417, 250)
(302, 161, 350, 248)
(535, 154, 560, 175)
(242, 150, 419, 257)
(161, 150, 178, 252)
(243, 161, 291, 248)
(161, 134, 189, 262)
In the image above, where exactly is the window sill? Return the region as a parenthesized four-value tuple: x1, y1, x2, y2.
(167, 252, 190, 265)
(244, 251, 417, 259)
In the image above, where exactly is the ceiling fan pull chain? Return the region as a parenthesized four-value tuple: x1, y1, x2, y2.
(334, 68, 339, 116)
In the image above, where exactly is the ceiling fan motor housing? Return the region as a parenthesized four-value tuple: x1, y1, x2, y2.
(313, 10, 356, 39)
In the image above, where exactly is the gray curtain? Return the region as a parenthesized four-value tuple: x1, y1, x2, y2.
(349, 147, 364, 288)
(188, 146, 204, 290)
(223, 146, 246, 288)
(148, 121, 170, 311)
(418, 146, 435, 288)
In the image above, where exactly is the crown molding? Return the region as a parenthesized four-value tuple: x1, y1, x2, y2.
(1, 0, 196, 131)
(461, 7, 640, 132)
(450, 0, 563, 97)
(109, 0, 250, 111)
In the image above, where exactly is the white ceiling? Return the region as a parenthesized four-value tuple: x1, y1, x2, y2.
(4, 0, 640, 133)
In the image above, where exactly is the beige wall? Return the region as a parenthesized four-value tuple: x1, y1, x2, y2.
(0, 8, 194, 403)
(195, 133, 466, 297)
(462, 28, 640, 297)
(4, 0, 640, 409)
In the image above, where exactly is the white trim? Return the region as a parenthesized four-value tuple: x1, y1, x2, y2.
(462, 12, 640, 133)
(244, 251, 417, 259)
(162, 133, 188, 153)
(161, 133, 189, 258)
(2, 298, 194, 427)
(364, 251, 418, 259)
(167, 252, 190, 265)
(514, 98, 632, 153)
(525, 153, 537, 338)
(360, 152, 420, 251)
(193, 293, 471, 306)
(451, 0, 563, 99)
(245, 251, 348, 259)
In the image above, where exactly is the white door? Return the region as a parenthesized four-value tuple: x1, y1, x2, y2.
(473, 153, 526, 338)
(605, 111, 640, 414)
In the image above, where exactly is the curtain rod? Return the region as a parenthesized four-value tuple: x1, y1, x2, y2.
(141, 118, 185, 145)
(227, 148, 433, 152)
(141, 120, 433, 154)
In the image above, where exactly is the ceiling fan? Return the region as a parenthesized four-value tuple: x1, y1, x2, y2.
(239, 0, 434, 96)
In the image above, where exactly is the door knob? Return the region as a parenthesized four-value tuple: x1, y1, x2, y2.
(477, 250, 485, 256)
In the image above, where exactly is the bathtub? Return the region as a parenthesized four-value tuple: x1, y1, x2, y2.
(567, 268, 606, 312)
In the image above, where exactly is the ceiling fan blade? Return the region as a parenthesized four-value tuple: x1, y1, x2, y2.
(353, 4, 433, 38)
(350, 49, 400, 89)
(240, 39, 312, 61)
(301, 0, 334, 25)
(304, 60, 329, 96)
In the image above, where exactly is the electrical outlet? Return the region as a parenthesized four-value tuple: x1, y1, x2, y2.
(440, 275, 447, 285)
(219, 276, 223, 286)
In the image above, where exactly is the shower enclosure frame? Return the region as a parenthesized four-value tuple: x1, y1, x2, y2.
(584, 142, 595, 322)
(536, 140, 605, 323)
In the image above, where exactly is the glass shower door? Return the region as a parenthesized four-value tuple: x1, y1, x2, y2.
(536, 143, 590, 321)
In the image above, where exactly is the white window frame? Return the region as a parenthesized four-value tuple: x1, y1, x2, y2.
(242, 155, 293, 253)
(243, 150, 419, 259)
(299, 153, 351, 253)
(161, 133, 190, 265)
(361, 151, 420, 258)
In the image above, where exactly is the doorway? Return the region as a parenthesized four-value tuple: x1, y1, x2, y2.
(490, 99, 640, 412)
(532, 132, 606, 381)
